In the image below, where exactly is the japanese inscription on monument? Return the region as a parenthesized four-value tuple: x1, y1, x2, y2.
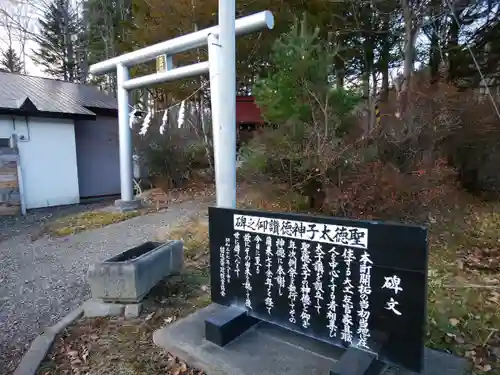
(209, 207, 428, 373)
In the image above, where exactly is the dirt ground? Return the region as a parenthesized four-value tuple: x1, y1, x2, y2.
(37, 275, 210, 375)
(30, 184, 500, 375)
(0, 182, 215, 244)
(0, 199, 116, 243)
(36, 216, 211, 375)
(424, 201, 500, 374)
(1, 184, 215, 375)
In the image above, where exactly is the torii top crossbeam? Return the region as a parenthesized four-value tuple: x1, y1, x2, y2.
(89, 11, 274, 76)
(89, 7, 274, 210)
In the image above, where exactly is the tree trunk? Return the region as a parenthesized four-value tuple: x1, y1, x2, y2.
(362, 32, 374, 131)
(334, 35, 345, 88)
(400, 0, 420, 134)
(62, 1, 74, 82)
(380, 12, 390, 102)
(428, 0, 442, 84)
(447, 14, 460, 83)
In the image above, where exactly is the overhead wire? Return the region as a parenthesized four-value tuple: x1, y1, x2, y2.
(129, 75, 216, 134)
(130, 27, 265, 134)
(443, 0, 500, 120)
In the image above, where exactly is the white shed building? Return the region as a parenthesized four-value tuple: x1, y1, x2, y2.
(0, 72, 121, 211)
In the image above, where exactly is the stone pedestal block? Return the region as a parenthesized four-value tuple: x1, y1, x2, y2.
(87, 240, 183, 303)
(154, 304, 472, 375)
(114, 198, 142, 212)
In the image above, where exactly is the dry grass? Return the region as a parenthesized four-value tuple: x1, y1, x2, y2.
(426, 202, 500, 374)
(237, 182, 309, 213)
(138, 183, 215, 210)
(39, 210, 141, 238)
(164, 218, 209, 262)
(36, 181, 215, 240)
(35, 184, 500, 374)
(37, 217, 211, 375)
(239, 183, 500, 373)
(37, 273, 210, 375)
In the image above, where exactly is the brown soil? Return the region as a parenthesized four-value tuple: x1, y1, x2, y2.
(37, 216, 211, 375)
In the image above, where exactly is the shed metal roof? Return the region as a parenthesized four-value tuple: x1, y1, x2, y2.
(0, 72, 118, 117)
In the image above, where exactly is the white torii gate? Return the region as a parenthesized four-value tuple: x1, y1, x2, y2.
(89, 3, 274, 209)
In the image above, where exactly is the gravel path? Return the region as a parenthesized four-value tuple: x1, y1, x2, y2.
(0, 200, 207, 374)
(0, 200, 115, 243)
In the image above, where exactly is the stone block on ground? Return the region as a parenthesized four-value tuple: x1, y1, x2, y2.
(87, 240, 184, 303)
(154, 303, 342, 375)
(153, 304, 472, 375)
(114, 198, 142, 212)
(125, 303, 142, 318)
(83, 299, 125, 318)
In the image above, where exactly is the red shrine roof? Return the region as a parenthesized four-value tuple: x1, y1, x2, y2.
(236, 96, 265, 124)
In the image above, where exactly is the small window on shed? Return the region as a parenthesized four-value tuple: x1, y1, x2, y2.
(0, 138, 10, 148)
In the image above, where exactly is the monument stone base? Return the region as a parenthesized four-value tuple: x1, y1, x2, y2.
(114, 198, 142, 212)
(153, 304, 472, 375)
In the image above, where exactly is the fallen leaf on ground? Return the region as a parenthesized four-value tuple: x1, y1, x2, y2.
(481, 364, 492, 372)
(487, 292, 500, 304)
(179, 361, 188, 372)
(465, 350, 476, 358)
(164, 316, 176, 324)
(70, 358, 82, 366)
(145, 312, 155, 321)
(81, 346, 89, 362)
(170, 364, 182, 375)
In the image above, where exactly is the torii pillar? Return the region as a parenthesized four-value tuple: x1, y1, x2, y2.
(89, 5, 274, 211)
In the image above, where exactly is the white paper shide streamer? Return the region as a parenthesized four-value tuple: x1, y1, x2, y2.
(159, 108, 168, 135)
(131, 98, 187, 135)
(177, 100, 186, 129)
(129, 108, 137, 129)
(139, 109, 152, 136)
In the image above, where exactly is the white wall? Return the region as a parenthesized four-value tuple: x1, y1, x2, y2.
(0, 116, 80, 209)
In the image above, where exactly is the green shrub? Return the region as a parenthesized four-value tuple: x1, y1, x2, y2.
(241, 15, 362, 206)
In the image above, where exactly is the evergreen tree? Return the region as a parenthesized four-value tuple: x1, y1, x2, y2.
(31, 0, 81, 81)
(0, 47, 23, 73)
(253, 16, 361, 127)
(79, 0, 134, 90)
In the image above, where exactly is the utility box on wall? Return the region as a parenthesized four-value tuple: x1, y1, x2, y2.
(0, 147, 21, 216)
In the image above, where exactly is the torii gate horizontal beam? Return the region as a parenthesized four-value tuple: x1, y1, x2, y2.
(122, 61, 210, 90)
(87, 8, 274, 210)
(89, 11, 274, 76)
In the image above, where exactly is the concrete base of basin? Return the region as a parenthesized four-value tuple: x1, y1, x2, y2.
(114, 198, 142, 212)
(87, 240, 183, 303)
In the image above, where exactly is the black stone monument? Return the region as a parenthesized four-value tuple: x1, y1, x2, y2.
(206, 207, 428, 375)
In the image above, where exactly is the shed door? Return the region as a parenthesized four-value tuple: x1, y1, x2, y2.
(75, 116, 120, 198)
